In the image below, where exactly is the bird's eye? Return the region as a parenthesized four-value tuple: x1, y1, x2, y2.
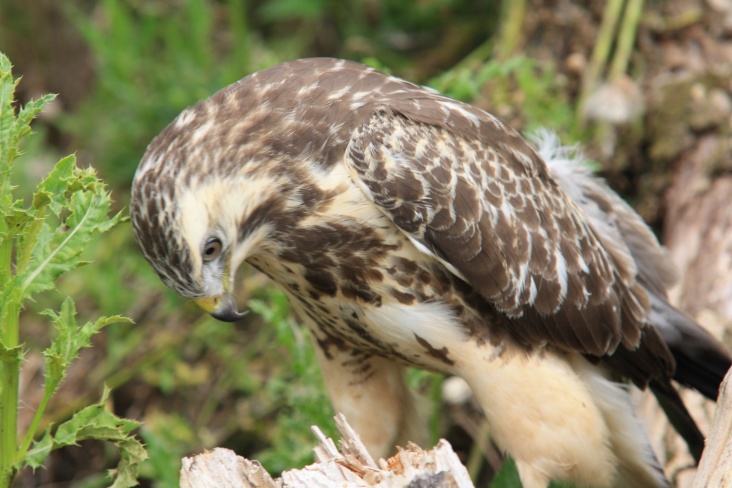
(202, 237, 223, 262)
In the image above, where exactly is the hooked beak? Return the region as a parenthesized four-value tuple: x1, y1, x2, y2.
(194, 252, 248, 322)
(194, 293, 249, 322)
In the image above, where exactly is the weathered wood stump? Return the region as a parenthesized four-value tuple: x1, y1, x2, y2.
(693, 368, 732, 487)
(180, 413, 475, 488)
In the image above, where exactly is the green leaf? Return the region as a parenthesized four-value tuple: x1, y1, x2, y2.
(109, 437, 148, 488)
(32, 154, 77, 215)
(15, 214, 44, 274)
(3, 207, 33, 238)
(0, 54, 19, 159)
(42, 298, 133, 390)
(489, 458, 522, 488)
(19, 388, 147, 485)
(22, 429, 53, 470)
(15, 94, 56, 136)
(55, 405, 138, 445)
(0, 53, 55, 174)
(20, 167, 119, 298)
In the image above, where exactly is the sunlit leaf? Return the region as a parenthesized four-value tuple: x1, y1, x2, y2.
(20, 169, 119, 298)
(33, 154, 76, 215)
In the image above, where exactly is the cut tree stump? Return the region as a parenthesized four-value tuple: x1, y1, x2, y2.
(180, 413, 475, 488)
(179, 383, 732, 488)
(693, 368, 732, 488)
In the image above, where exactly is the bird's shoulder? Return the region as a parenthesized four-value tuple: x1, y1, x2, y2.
(344, 109, 656, 365)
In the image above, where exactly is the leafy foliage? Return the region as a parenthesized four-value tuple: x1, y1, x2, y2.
(489, 458, 575, 488)
(430, 56, 581, 140)
(0, 52, 143, 487)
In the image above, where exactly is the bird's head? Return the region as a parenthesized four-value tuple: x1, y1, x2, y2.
(131, 148, 247, 321)
(131, 58, 387, 321)
(130, 100, 287, 322)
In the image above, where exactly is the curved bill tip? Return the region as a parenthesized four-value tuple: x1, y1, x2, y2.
(195, 294, 249, 323)
(211, 307, 249, 322)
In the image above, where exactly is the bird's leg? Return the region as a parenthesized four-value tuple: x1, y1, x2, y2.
(454, 348, 618, 488)
(312, 339, 424, 459)
(515, 462, 551, 488)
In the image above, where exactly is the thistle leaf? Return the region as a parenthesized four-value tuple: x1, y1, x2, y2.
(19, 388, 147, 485)
(20, 167, 117, 299)
(42, 298, 133, 389)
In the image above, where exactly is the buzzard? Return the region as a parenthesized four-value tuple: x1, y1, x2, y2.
(130, 58, 730, 488)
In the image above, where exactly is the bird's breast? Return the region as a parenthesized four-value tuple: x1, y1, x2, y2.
(246, 205, 496, 371)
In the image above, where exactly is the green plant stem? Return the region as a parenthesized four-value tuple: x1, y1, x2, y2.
(609, 0, 644, 80)
(429, 375, 443, 447)
(578, 0, 626, 120)
(466, 418, 492, 483)
(0, 231, 11, 286)
(0, 298, 20, 487)
(1, 232, 18, 487)
(495, 0, 527, 61)
(15, 379, 57, 464)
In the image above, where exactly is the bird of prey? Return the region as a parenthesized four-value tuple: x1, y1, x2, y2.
(130, 58, 731, 488)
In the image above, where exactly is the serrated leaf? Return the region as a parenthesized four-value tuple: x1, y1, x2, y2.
(0, 53, 19, 155)
(3, 207, 33, 237)
(50, 396, 127, 446)
(42, 298, 132, 389)
(0, 54, 55, 174)
(20, 389, 146, 483)
(20, 173, 116, 299)
(32, 190, 52, 209)
(15, 215, 45, 274)
(21, 429, 53, 470)
(33, 154, 77, 216)
(16, 94, 56, 132)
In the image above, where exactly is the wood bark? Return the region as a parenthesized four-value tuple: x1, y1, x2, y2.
(693, 369, 732, 488)
(637, 115, 732, 488)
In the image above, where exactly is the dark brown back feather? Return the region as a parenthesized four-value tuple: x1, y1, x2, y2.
(346, 111, 673, 386)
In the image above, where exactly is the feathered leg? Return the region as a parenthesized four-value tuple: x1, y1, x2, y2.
(312, 338, 424, 459)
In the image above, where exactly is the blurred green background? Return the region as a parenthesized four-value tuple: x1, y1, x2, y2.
(0, 0, 690, 486)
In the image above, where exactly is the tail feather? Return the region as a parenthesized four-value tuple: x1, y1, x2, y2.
(646, 290, 732, 400)
(649, 379, 706, 463)
(538, 131, 732, 463)
(537, 130, 732, 400)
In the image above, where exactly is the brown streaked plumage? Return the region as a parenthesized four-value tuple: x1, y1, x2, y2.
(130, 58, 731, 488)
